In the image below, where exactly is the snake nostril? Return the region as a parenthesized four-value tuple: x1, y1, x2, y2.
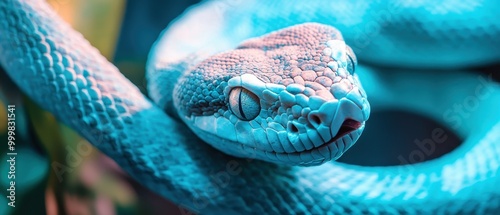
(311, 115, 321, 125)
(308, 113, 322, 128)
(288, 123, 299, 133)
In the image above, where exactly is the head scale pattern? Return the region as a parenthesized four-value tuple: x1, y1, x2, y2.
(174, 23, 370, 165)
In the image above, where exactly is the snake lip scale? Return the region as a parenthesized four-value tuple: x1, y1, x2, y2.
(329, 118, 361, 143)
(301, 120, 364, 155)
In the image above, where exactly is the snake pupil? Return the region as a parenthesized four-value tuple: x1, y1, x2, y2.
(347, 55, 355, 74)
(229, 87, 260, 120)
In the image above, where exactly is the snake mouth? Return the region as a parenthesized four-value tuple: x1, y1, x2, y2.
(295, 119, 363, 166)
(329, 119, 362, 143)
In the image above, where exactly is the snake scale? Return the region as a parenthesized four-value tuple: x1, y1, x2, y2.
(1, 0, 500, 214)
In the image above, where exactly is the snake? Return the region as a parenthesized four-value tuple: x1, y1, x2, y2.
(1, 0, 500, 214)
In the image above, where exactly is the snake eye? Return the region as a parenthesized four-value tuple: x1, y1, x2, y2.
(345, 46, 357, 75)
(346, 55, 356, 75)
(228, 87, 260, 120)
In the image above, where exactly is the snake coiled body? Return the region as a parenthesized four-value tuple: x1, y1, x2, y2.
(1, 0, 500, 214)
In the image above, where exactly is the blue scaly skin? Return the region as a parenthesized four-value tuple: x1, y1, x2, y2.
(1, 0, 500, 214)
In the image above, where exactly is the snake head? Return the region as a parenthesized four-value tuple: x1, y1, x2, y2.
(174, 23, 370, 166)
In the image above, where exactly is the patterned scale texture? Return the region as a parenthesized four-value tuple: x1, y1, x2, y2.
(175, 24, 359, 115)
(1, 0, 500, 214)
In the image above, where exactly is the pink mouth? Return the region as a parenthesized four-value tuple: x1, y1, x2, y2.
(328, 119, 362, 144)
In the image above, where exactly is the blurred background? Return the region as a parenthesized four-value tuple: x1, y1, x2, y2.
(1, 0, 499, 214)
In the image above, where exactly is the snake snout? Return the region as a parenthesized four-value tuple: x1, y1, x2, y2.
(283, 95, 367, 160)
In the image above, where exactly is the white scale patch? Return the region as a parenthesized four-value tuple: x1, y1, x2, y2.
(192, 115, 238, 142)
(325, 40, 349, 73)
